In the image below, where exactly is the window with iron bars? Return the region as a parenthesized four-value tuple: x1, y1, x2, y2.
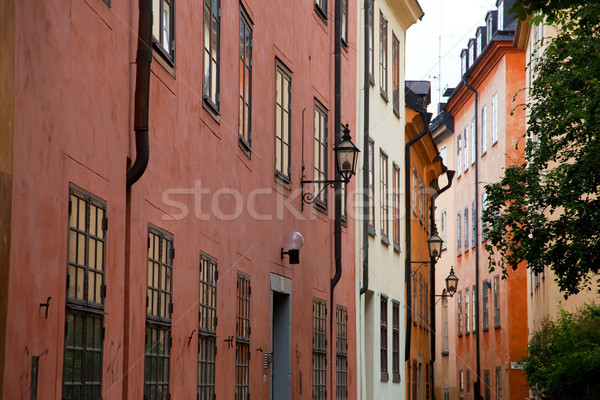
(336, 306, 348, 400)
(380, 296, 388, 381)
(313, 299, 327, 399)
(236, 273, 251, 400)
(145, 227, 174, 400)
(198, 253, 218, 400)
(392, 301, 400, 382)
(63, 187, 107, 400)
(493, 275, 500, 328)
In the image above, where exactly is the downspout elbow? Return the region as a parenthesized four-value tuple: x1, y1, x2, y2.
(127, 0, 152, 189)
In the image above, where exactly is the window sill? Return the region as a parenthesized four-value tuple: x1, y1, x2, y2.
(314, 200, 328, 215)
(152, 47, 176, 79)
(314, 4, 328, 24)
(441, 351, 449, 357)
(381, 236, 390, 246)
(203, 98, 221, 124)
(381, 372, 389, 382)
(393, 107, 400, 119)
(392, 373, 401, 383)
(275, 173, 291, 189)
(369, 75, 375, 86)
(342, 39, 348, 52)
(393, 243, 400, 253)
(238, 137, 252, 159)
(341, 216, 348, 227)
(481, 149, 487, 157)
(368, 225, 376, 236)
(380, 89, 389, 103)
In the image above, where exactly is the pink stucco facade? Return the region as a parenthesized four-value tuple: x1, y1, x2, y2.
(1, 0, 357, 398)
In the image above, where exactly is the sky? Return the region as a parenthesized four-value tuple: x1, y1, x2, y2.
(406, 0, 498, 115)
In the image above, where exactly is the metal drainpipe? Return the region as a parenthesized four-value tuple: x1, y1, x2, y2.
(429, 169, 455, 400)
(359, 0, 370, 297)
(404, 110, 432, 362)
(330, 0, 343, 394)
(464, 78, 482, 400)
(126, 0, 152, 189)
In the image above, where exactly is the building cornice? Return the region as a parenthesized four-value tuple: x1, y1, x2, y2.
(390, 0, 424, 31)
(514, 17, 531, 50)
(446, 40, 522, 114)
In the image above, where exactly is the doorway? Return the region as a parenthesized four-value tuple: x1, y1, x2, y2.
(270, 274, 292, 400)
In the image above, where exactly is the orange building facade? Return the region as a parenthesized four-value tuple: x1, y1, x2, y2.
(1, 0, 357, 399)
(405, 87, 445, 400)
(444, 4, 529, 400)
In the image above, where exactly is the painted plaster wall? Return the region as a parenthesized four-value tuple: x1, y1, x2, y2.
(449, 41, 528, 400)
(354, 0, 423, 398)
(4, 0, 357, 399)
(431, 122, 458, 400)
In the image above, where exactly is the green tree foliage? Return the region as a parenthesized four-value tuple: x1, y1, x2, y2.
(511, 0, 600, 24)
(482, 3, 600, 296)
(521, 304, 600, 399)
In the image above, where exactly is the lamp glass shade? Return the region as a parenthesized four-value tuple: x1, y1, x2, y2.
(445, 267, 459, 296)
(334, 129, 359, 181)
(427, 233, 444, 259)
(283, 231, 304, 251)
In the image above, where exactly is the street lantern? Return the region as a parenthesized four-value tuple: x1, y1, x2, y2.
(281, 231, 304, 264)
(427, 232, 444, 260)
(445, 267, 459, 296)
(334, 124, 360, 182)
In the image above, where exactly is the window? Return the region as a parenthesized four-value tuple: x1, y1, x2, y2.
(498, 0, 504, 29)
(368, 140, 375, 229)
(483, 281, 489, 330)
(392, 301, 400, 382)
(419, 275, 423, 326)
(419, 179, 424, 223)
(379, 12, 388, 97)
(457, 135, 462, 177)
(412, 360, 418, 400)
(471, 118, 475, 165)
(145, 227, 174, 399)
(380, 152, 389, 239)
(407, 363, 412, 400)
(412, 167, 417, 215)
(464, 207, 469, 250)
(495, 366, 502, 400)
(426, 363, 430, 400)
(314, 101, 329, 208)
(458, 291, 463, 336)
(466, 369, 471, 400)
(63, 188, 106, 399)
(461, 50, 468, 77)
(464, 127, 469, 172)
(440, 145, 447, 166)
(367, 0, 374, 80)
(443, 297, 449, 352)
(465, 287, 470, 335)
(380, 296, 388, 380)
(198, 253, 218, 399)
(457, 212, 462, 253)
(275, 61, 292, 182)
(341, 0, 348, 46)
(413, 273, 418, 323)
(203, 0, 220, 110)
(492, 93, 498, 144)
(481, 106, 487, 153)
(239, 7, 253, 148)
(236, 274, 251, 399)
(444, 387, 450, 400)
(459, 370, 464, 400)
(472, 202, 476, 248)
(481, 192, 488, 241)
(487, 14, 494, 42)
(336, 306, 348, 399)
(314, 0, 327, 20)
(153, 0, 175, 62)
(440, 210, 447, 249)
(392, 34, 400, 113)
(313, 299, 327, 399)
(484, 370, 491, 400)
(493, 275, 500, 328)
(393, 164, 400, 247)
(472, 285, 477, 333)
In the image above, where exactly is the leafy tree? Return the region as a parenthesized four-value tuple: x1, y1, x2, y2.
(511, 0, 600, 24)
(482, 3, 600, 296)
(521, 303, 600, 399)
